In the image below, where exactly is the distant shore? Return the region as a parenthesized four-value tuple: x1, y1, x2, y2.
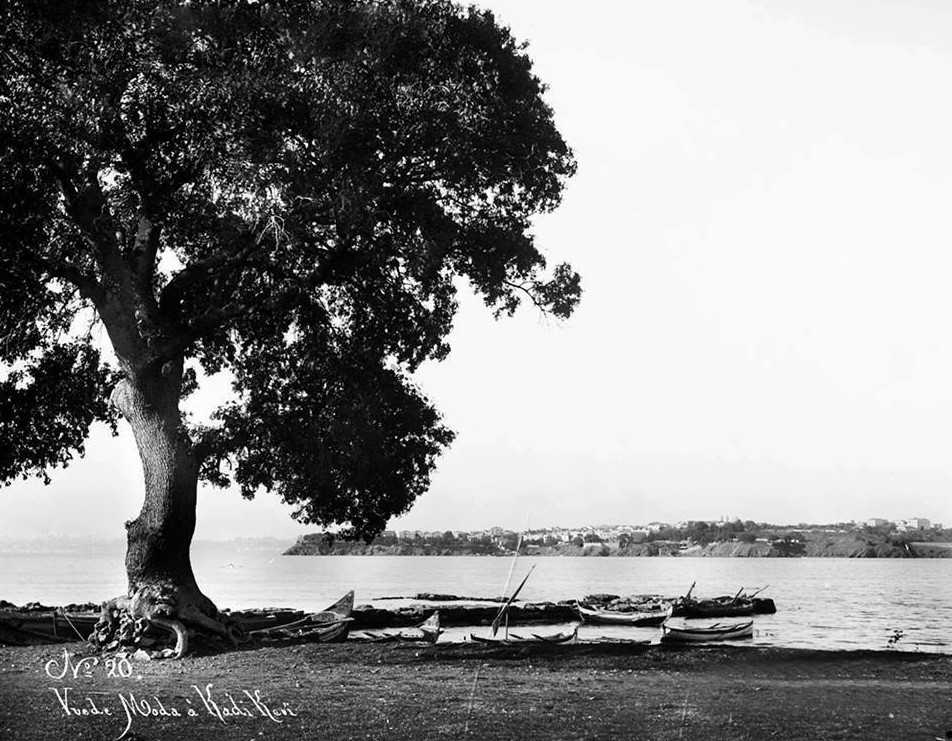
(285, 534, 952, 558)
(2, 641, 950, 740)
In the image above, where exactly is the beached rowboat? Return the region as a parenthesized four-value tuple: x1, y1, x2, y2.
(469, 624, 579, 645)
(0, 610, 99, 645)
(574, 602, 673, 627)
(354, 612, 443, 643)
(226, 608, 307, 633)
(249, 591, 354, 643)
(660, 620, 754, 643)
(671, 598, 756, 619)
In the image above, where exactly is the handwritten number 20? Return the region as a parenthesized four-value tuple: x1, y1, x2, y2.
(105, 657, 132, 678)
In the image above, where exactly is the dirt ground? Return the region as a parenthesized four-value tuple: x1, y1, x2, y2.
(1, 641, 950, 741)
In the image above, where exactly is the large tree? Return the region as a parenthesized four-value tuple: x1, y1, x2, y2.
(0, 0, 579, 647)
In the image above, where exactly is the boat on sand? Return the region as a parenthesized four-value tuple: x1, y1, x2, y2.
(574, 602, 672, 627)
(354, 612, 443, 643)
(0, 609, 99, 646)
(660, 620, 754, 643)
(248, 591, 354, 643)
(470, 624, 579, 645)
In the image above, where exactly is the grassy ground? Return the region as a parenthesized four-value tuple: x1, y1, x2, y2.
(1, 641, 951, 741)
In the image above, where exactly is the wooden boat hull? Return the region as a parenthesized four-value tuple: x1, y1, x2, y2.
(591, 637, 652, 646)
(353, 630, 401, 643)
(354, 612, 442, 643)
(660, 620, 754, 643)
(575, 603, 672, 627)
(250, 591, 354, 643)
(228, 609, 307, 633)
(288, 617, 351, 643)
(353, 628, 439, 643)
(0, 611, 99, 646)
(672, 600, 755, 619)
(530, 627, 579, 644)
(470, 625, 579, 645)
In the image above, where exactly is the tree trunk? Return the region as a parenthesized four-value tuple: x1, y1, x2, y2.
(107, 364, 230, 646)
(120, 371, 202, 591)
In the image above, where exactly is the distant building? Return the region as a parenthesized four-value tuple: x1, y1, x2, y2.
(866, 518, 889, 528)
(897, 517, 931, 532)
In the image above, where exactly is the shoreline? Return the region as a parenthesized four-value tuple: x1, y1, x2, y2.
(284, 542, 952, 558)
(2, 642, 950, 740)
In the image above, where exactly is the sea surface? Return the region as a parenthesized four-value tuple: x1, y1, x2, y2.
(1, 540, 949, 653)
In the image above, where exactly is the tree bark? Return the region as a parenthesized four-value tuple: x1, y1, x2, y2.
(118, 369, 199, 587)
(108, 362, 227, 642)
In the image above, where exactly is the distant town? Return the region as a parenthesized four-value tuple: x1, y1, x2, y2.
(286, 517, 952, 558)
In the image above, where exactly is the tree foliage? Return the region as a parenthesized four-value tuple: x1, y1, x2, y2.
(0, 0, 579, 539)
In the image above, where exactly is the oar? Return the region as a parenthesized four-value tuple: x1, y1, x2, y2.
(491, 565, 536, 636)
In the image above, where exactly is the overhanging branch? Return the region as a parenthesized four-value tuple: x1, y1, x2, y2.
(503, 279, 546, 313)
(151, 301, 252, 364)
(17, 248, 103, 303)
(46, 160, 124, 280)
(160, 237, 260, 307)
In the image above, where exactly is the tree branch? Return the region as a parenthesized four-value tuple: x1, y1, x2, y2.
(46, 161, 98, 237)
(163, 247, 250, 296)
(132, 213, 162, 287)
(17, 247, 104, 303)
(46, 160, 124, 277)
(503, 279, 546, 313)
(152, 301, 252, 363)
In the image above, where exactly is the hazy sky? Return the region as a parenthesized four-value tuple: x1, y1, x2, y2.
(3, 0, 952, 539)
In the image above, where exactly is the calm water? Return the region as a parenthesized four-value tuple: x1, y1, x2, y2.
(1, 541, 949, 653)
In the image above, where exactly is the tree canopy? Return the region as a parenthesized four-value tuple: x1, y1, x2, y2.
(0, 0, 580, 540)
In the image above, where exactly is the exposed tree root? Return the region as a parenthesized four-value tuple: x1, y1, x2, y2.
(90, 582, 245, 659)
(148, 616, 188, 658)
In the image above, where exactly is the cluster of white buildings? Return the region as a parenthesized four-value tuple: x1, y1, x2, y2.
(865, 517, 940, 531)
(388, 517, 944, 545)
(394, 523, 693, 545)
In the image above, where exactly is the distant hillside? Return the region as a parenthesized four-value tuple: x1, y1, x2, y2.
(284, 534, 497, 556)
(285, 531, 952, 558)
(909, 542, 952, 558)
(671, 533, 952, 558)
